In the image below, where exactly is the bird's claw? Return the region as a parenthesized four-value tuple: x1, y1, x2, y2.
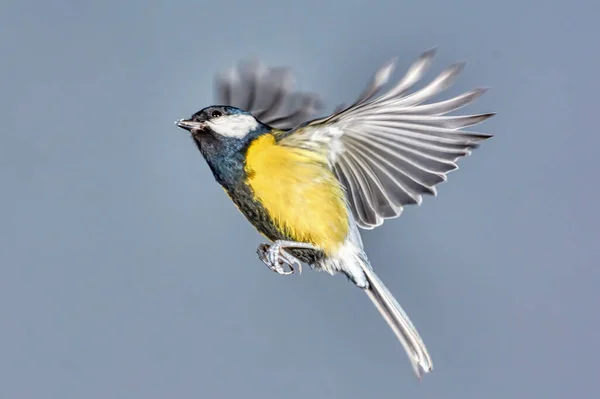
(257, 243, 302, 276)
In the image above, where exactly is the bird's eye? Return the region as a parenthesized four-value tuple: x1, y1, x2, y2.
(211, 110, 222, 118)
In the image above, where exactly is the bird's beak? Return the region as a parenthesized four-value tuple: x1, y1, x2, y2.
(175, 119, 205, 131)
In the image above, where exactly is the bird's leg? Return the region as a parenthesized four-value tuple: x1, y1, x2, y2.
(256, 241, 318, 276)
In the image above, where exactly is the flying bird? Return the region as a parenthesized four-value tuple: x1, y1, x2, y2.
(176, 48, 494, 378)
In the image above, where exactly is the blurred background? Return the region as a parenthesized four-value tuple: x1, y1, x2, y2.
(1, 0, 599, 398)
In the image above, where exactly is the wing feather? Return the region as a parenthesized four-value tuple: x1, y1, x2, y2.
(281, 48, 494, 229)
(214, 60, 323, 130)
(341, 149, 400, 226)
(335, 157, 374, 228)
(338, 155, 379, 228)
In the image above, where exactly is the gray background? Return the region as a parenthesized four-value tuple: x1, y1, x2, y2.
(1, 0, 598, 398)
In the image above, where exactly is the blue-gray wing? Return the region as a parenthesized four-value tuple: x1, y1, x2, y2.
(214, 59, 324, 130)
(281, 48, 495, 229)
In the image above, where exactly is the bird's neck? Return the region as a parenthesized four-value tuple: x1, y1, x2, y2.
(199, 127, 270, 191)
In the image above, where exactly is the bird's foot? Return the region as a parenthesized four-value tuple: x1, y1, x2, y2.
(256, 240, 317, 276)
(257, 244, 298, 275)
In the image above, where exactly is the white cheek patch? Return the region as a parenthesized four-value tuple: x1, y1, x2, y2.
(207, 114, 259, 138)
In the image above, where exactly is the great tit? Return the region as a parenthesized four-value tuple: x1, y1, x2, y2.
(176, 48, 494, 378)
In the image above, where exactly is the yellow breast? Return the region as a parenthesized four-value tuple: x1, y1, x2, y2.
(245, 134, 349, 255)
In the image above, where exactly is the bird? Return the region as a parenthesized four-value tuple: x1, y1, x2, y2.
(175, 47, 494, 378)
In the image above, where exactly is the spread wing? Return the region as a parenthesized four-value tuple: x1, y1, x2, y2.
(279, 48, 495, 229)
(214, 59, 324, 130)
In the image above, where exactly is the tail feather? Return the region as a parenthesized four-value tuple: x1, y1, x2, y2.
(359, 262, 433, 378)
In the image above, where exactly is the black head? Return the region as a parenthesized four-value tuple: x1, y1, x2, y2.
(177, 105, 258, 134)
(176, 105, 270, 143)
(176, 105, 270, 173)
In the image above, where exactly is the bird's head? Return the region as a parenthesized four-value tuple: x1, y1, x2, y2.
(176, 105, 263, 137)
(176, 105, 269, 159)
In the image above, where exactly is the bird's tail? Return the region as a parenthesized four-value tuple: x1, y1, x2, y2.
(358, 261, 433, 378)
